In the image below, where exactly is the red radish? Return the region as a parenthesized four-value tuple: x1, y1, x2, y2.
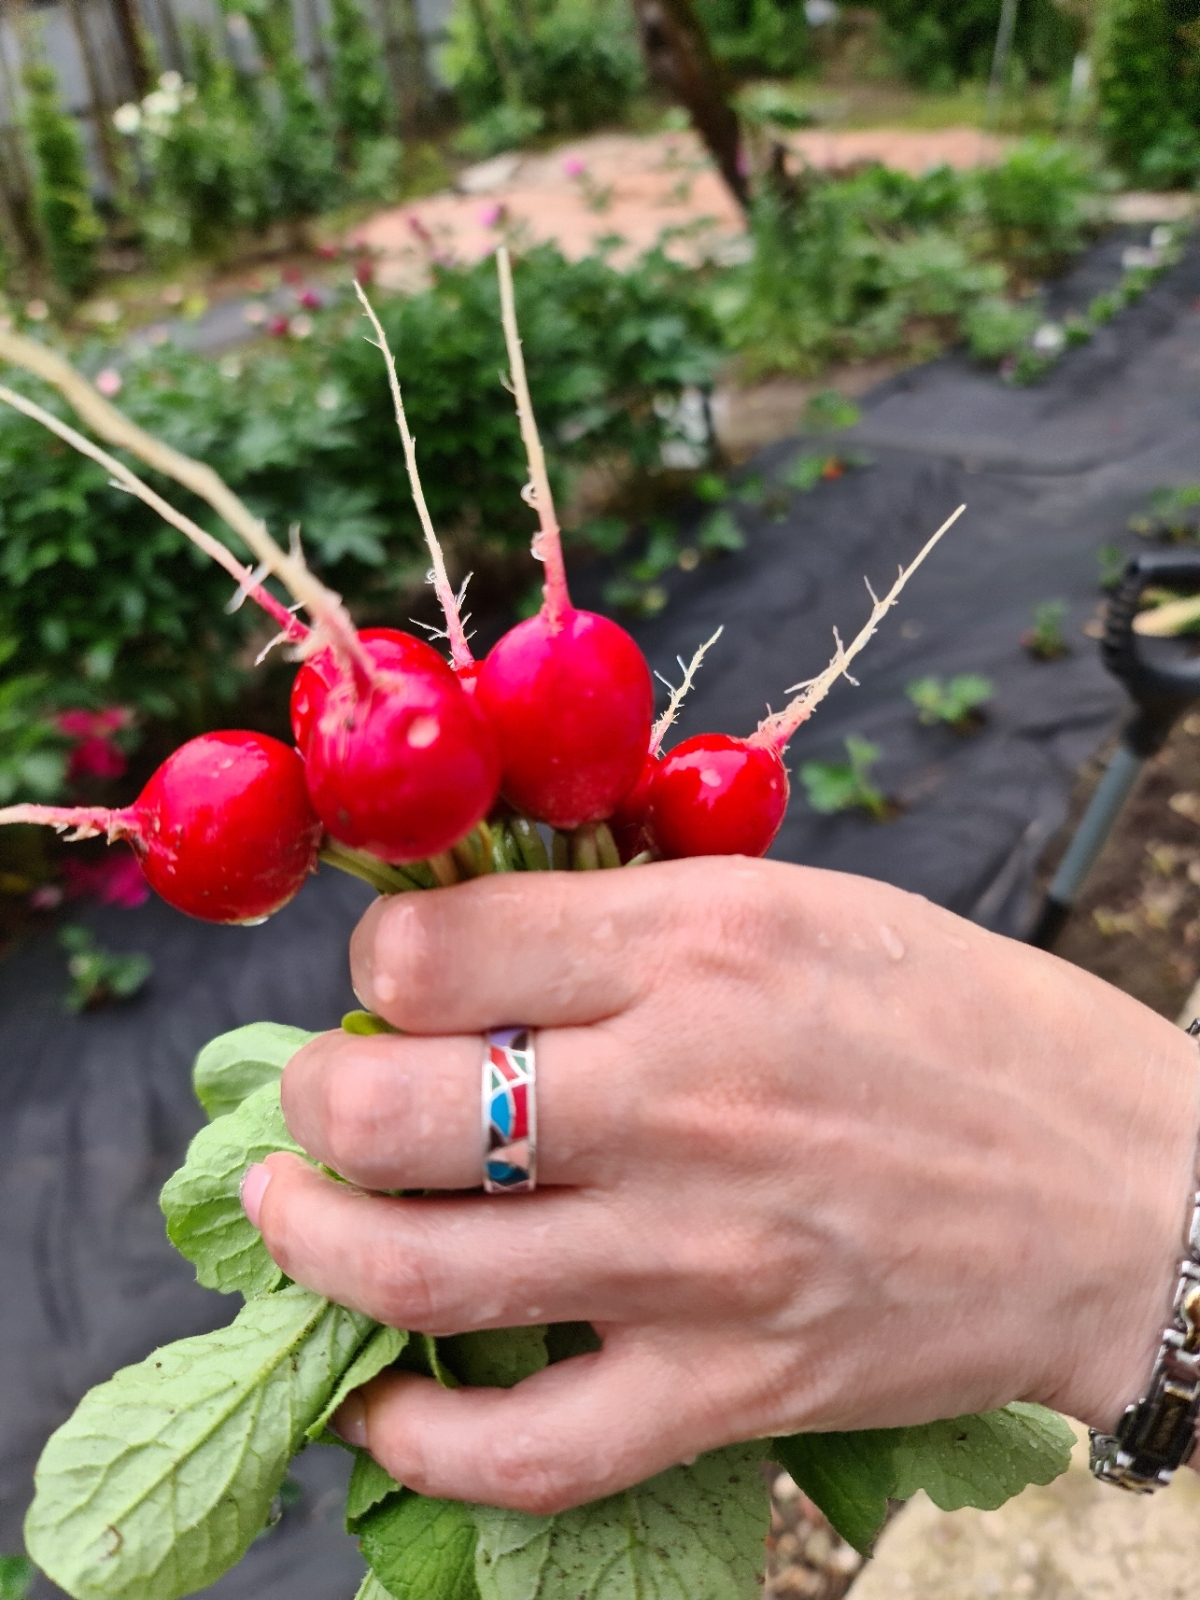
(480, 249, 654, 831)
(609, 753, 658, 861)
(0, 732, 322, 924)
(301, 631, 499, 864)
(478, 610, 653, 830)
(646, 733, 788, 860)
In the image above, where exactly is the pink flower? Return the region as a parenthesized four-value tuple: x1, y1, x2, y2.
(63, 851, 149, 909)
(56, 706, 132, 740)
(282, 266, 304, 285)
(298, 288, 322, 310)
(68, 737, 127, 784)
(95, 368, 123, 397)
(563, 157, 586, 178)
(267, 315, 291, 338)
(354, 259, 376, 286)
(29, 884, 63, 912)
(317, 242, 340, 260)
(479, 202, 504, 229)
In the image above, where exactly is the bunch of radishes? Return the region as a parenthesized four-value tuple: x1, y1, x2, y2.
(0, 254, 959, 926)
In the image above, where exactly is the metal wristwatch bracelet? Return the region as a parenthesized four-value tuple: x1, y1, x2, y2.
(1089, 1020, 1200, 1492)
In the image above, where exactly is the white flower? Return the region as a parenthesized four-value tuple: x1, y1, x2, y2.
(242, 302, 268, 326)
(316, 383, 340, 411)
(113, 102, 141, 135)
(158, 70, 183, 93)
(219, 356, 243, 379)
(24, 299, 49, 323)
(1150, 225, 1175, 251)
(143, 88, 181, 122)
(1121, 245, 1160, 271)
(1032, 322, 1066, 354)
(94, 368, 123, 397)
(289, 314, 314, 339)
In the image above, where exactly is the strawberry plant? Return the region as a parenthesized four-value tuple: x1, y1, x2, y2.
(800, 734, 890, 821)
(0, 257, 1073, 1600)
(59, 924, 153, 1012)
(1023, 599, 1070, 661)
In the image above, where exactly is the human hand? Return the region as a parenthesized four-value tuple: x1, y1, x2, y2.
(241, 858, 1200, 1513)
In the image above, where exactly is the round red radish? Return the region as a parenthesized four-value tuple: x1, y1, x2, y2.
(130, 732, 322, 921)
(302, 632, 499, 863)
(609, 753, 658, 862)
(646, 733, 788, 859)
(477, 610, 653, 830)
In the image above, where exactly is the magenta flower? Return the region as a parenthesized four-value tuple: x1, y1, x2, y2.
(479, 203, 504, 228)
(68, 737, 128, 784)
(563, 157, 587, 178)
(95, 368, 123, 397)
(62, 851, 149, 909)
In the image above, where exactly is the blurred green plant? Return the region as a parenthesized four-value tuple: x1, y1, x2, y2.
(0, 244, 722, 717)
(800, 735, 890, 820)
(0, 675, 67, 805)
(1095, 0, 1200, 187)
(443, 0, 643, 155)
(864, 0, 1082, 91)
(21, 47, 103, 296)
(974, 137, 1098, 277)
(906, 672, 993, 729)
(0, 1555, 34, 1600)
(1023, 600, 1070, 659)
(1097, 542, 1127, 589)
(60, 925, 153, 1013)
(696, 0, 811, 76)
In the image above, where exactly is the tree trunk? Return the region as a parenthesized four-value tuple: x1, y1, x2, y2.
(64, 0, 122, 190)
(629, 0, 748, 210)
(374, 0, 436, 134)
(107, 0, 152, 97)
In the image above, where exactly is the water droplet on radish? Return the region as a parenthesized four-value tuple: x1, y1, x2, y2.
(879, 924, 906, 962)
(406, 714, 439, 749)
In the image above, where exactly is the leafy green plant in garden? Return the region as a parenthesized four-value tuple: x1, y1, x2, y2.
(906, 673, 993, 730)
(800, 734, 891, 820)
(21, 1021, 1074, 1599)
(328, 0, 403, 199)
(20, 49, 103, 296)
(696, 0, 811, 76)
(1023, 600, 1069, 660)
(59, 924, 153, 1012)
(1095, 0, 1200, 186)
(974, 137, 1098, 278)
(0, 245, 722, 717)
(864, 0, 1081, 90)
(443, 0, 643, 151)
(1130, 482, 1200, 541)
(0, 675, 68, 805)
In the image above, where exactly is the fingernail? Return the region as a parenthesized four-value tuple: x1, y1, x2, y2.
(240, 1163, 272, 1229)
(330, 1391, 368, 1448)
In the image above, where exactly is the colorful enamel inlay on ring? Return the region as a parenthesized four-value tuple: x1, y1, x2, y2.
(482, 1026, 536, 1194)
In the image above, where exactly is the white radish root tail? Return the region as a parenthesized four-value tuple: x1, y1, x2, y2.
(651, 627, 724, 754)
(752, 504, 966, 754)
(0, 804, 136, 842)
(495, 246, 572, 626)
(353, 282, 475, 672)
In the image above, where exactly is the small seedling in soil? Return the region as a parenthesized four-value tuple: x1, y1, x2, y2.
(1129, 484, 1200, 542)
(60, 925, 152, 1013)
(1097, 542, 1126, 590)
(804, 390, 861, 432)
(0, 1556, 33, 1600)
(800, 735, 892, 821)
(785, 452, 846, 493)
(1023, 600, 1070, 660)
(907, 673, 993, 731)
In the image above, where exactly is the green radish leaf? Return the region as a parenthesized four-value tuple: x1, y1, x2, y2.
(25, 1284, 375, 1600)
(470, 1442, 769, 1600)
(440, 1327, 549, 1389)
(888, 1403, 1075, 1510)
(193, 1022, 317, 1121)
(773, 1403, 1074, 1555)
(160, 1080, 306, 1299)
(361, 1493, 480, 1600)
(347, 1452, 404, 1532)
(400, 1334, 460, 1389)
(308, 1323, 408, 1441)
(769, 1431, 893, 1554)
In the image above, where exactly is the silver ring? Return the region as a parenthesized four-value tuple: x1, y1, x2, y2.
(482, 1027, 537, 1194)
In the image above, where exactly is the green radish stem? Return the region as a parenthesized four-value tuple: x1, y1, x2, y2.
(510, 816, 550, 872)
(353, 283, 476, 674)
(751, 505, 966, 756)
(496, 246, 572, 629)
(317, 841, 426, 895)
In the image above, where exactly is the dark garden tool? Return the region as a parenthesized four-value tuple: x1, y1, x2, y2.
(1031, 551, 1200, 949)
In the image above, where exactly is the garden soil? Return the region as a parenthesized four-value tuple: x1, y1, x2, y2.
(7, 233, 1200, 1598)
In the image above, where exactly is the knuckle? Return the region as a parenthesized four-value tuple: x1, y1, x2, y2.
(479, 1434, 583, 1516)
(372, 896, 462, 1030)
(318, 1059, 396, 1174)
(372, 1242, 448, 1330)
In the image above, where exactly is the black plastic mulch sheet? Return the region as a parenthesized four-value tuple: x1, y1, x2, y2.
(5, 233, 1200, 1597)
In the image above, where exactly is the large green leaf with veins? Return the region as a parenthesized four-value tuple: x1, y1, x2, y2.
(470, 1443, 770, 1600)
(361, 1493, 480, 1600)
(773, 1402, 1074, 1553)
(25, 1284, 375, 1600)
(192, 1022, 317, 1121)
(160, 1080, 306, 1299)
